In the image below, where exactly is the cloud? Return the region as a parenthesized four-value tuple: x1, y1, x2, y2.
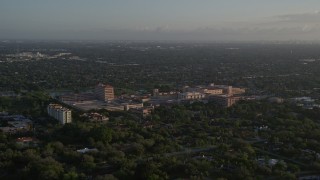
(275, 11, 320, 23)
(135, 25, 172, 33)
(2, 11, 320, 41)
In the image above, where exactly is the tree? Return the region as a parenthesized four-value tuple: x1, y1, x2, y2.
(134, 161, 168, 180)
(95, 174, 118, 180)
(90, 126, 112, 144)
(0, 131, 7, 142)
(63, 170, 79, 180)
(80, 155, 96, 173)
(130, 142, 145, 156)
(25, 157, 64, 180)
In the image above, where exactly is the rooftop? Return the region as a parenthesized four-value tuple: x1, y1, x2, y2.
(97, 83, 113, 88)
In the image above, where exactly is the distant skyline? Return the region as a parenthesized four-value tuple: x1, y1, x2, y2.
(1, 0, 320, 41)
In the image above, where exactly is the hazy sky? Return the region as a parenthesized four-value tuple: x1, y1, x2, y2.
(1, 0, 320, 41)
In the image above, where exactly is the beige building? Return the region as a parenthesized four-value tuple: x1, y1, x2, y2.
(232, 88, 246, 95)
(95, 83, 115, 102)
(186, 83, 245, 96)
(47, 104, 72, 124)
(202, 88, 224, 95)
(214, 85, 245, 95)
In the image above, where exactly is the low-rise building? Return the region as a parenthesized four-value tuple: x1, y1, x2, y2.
(178, 92, 206, 100)
(202, 88, 224, 95)
(289, 97, 320, 109)
(0, 114, 32, 133)
(152, 89, 179, 100)
(123, 103, 144, 111)
(81, 112, 109, 122)
(16, 137, 39, 147)
(232, 88, 246, 95)
(129, 106, 154, 118)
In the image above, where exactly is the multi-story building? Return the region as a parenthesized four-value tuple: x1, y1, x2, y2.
(81, 113, 109, 122)
(95, 83, 115, 102)
(201, 88, 224, 95)
(47, 104, 72, 124)
(213, 85, 245, 95)
(152, 89, 179, 100)
(178, 92, 206, 100)
(123, 103, 144, 111)
(231, 88, 246, 95)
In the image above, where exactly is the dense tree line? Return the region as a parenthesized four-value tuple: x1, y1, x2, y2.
(1, 94, 320, 179)
(1, 42, 320, 97)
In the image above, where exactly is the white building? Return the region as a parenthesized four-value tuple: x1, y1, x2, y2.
(178, 92, 206, 100)
(47, 104, 72, 124)
(123, 103, 144, 111)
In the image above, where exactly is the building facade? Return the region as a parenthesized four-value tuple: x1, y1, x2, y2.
(152, 89, 179, 100)
(123, 103, 144, 111)
(202, 88, 224, 95)
(95, 83, 115, 102)
(178, 92, 206, 100)
(47, 104, 72, 124)
(231, 88, 246, 95)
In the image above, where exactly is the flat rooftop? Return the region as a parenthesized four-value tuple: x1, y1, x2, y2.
(64, 100, 107, 111)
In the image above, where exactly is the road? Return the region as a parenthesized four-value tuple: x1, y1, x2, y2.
(141, 137, 307, 169)
(164, 146, 217, 157)
(254, 148, 307, 167)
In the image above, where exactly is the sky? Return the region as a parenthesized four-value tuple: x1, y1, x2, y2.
(1, 0, 320, 41)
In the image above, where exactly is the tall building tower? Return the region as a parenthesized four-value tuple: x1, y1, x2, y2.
(95, 83, 115, 102)
(47, 104, 72, 124)
(227, 86, 233, 96)
(153, 89, 159, 97)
